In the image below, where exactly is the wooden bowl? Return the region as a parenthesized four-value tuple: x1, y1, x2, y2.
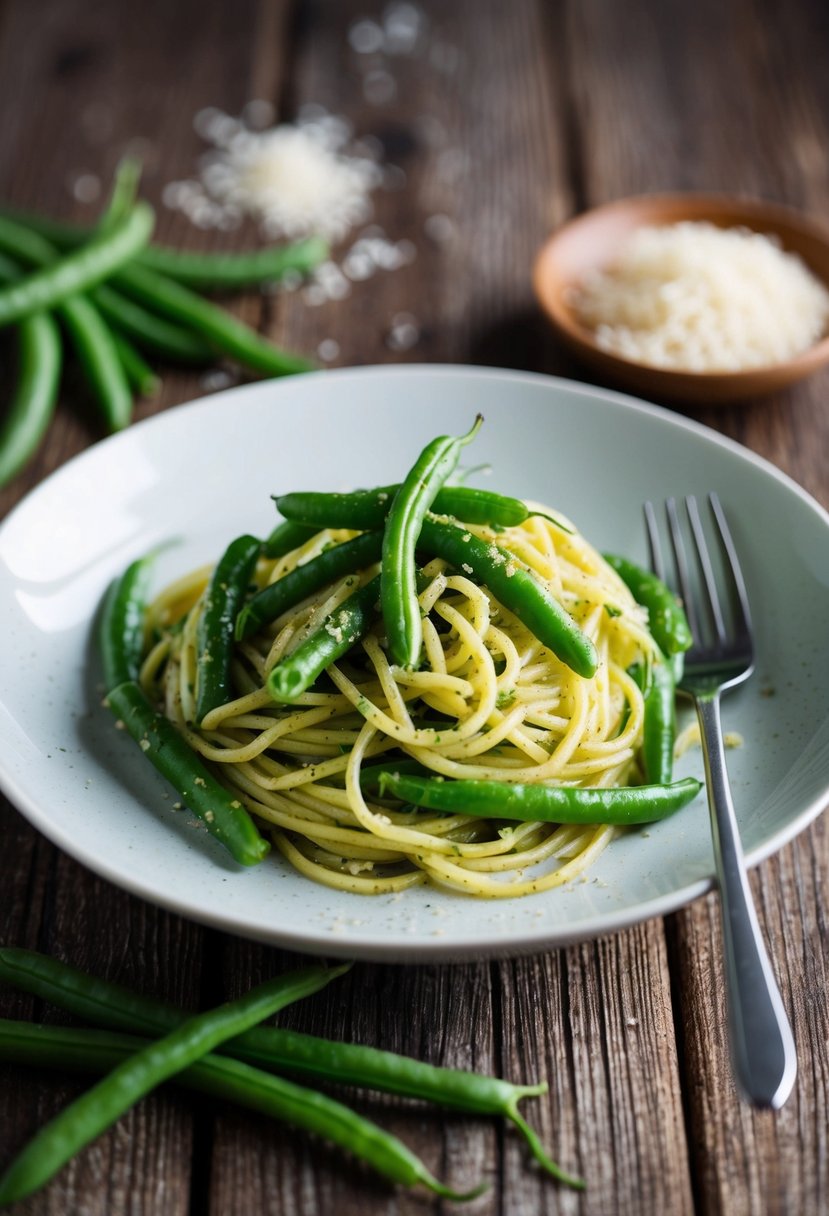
(533, 193, 829, 404)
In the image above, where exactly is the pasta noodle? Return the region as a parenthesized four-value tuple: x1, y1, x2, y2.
(140, 508, 660, 898)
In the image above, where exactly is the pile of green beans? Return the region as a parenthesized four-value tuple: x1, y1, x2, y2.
(0, 948, 581, 1203)
(0, 169, 324, 488)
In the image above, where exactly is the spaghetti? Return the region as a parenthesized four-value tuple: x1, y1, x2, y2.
(137, 503, 666, 898)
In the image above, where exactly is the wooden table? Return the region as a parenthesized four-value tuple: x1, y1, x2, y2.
(1, 1, 827, 1212)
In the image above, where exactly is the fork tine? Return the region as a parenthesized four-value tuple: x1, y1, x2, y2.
(665, 497, 701, 642)
(708, 492, 753, 638)
(686, 494, 727, 645)
(643, 501, 665, 581)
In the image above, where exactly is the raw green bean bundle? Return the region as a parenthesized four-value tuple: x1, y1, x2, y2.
(381, 416, 483, 669)
(0, 948, 580, 1188)
(0, 964, 374, 1207)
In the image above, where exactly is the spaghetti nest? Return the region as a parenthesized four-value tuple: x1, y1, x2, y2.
(140, 510, 658, 898)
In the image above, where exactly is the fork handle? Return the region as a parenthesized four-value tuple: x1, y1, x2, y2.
(695, 692, 797, 1109)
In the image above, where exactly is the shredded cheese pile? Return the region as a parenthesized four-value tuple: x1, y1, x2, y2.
(570, 221, 829, 372)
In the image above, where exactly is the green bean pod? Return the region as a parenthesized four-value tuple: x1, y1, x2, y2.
(195, 534, 262, 724)
(110, 330, 160, 397)
(275, 484, 534, 532)
(640, 660, 676, 785)
(0, 203, 154, 328)
(236, 531, 383, 641)
(104, 680, 269, 865)
(98, 555, 156, 692)
(378, 771, 701, 825)
(267, 574, 381, 703)
(418, 517, 598, 679)
(382, 418, 483, 669)
(261, 519, 321, 559)
(603, 553, 692, 656)
(95, 284, 215, 364)
(0, 966, 349, 1206)
(0, 210, 328, 291)
(0, 1018, 481, 1202)
(0, 948, 579, 1187)
(114, 263, 314, 377)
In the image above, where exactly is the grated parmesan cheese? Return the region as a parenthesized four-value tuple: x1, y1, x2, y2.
(570, 221, 829, 372)
(164, 106, 383, 243)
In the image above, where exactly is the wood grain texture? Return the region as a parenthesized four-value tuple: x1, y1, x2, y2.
(0, 0, 827, 1213)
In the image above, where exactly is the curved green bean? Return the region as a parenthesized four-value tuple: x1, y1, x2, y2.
(418, 516, 598, 679)
(0, 966, 349, 1206)
(261, 519, 320, 559)
(104, 680, 269, 865)
(275, 484, 536, 532)
(236, 530, 383, 641)
(0, 257, 62, 488)
(110, 329, 160, 397)
(382, 418, 482, 669)
(0, 208, 328, 290)
(195, 534, 262, 723)
(603, 554, 692, 656)
(267, 574, 381, 702)
(114, 262, 314, 377)
(378, 771, 702, 824)
(0, 216, 133, 432)
(98, 555, 156, 692)
(0, 203, 154, 328)
(95, 284, 215, 364)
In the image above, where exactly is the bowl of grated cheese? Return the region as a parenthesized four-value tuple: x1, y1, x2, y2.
(533, 193, 829, 403)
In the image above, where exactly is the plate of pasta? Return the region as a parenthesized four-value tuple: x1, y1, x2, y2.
(0, 365, 827, 960)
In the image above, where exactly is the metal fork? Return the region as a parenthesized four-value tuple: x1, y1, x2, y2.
(645, 493, 797, 1109)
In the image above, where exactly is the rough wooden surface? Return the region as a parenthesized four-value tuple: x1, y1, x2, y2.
(0, 1, 827, 1213)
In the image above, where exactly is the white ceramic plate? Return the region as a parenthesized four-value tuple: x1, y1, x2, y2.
(1, 366, 827, 961)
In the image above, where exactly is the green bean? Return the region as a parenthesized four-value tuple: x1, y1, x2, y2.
(0, 203, 154, 328)
(603, 554, 692, 656)
(378, 771, 702, 824)
(267, 575, 381, 703)
(639, 660, 676, 785)
(418, 516, 599, 678)
(0, 948, 579, 1187)
(382, 418, 482, 669)
(98, 157, 142, 232)
(276, 484, 538, 532)
(0, 208, 328, 290)
(236, 531, 383, 641)
(0, 1018, 481, 1202)
(0, 216, 133, 432)
(110, 329, 160, 397)
(98, 555, 156, 691)
(114, 262, 314, 377)
(58, 293, 134, 431)
(262, 519, 320, 559)
(195, 534, 262, 724)
(0, 966, 351, 1206)
(95, 284, 215, 364)
(0, 256, 62, 488)
(104, 680, 269, 865)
